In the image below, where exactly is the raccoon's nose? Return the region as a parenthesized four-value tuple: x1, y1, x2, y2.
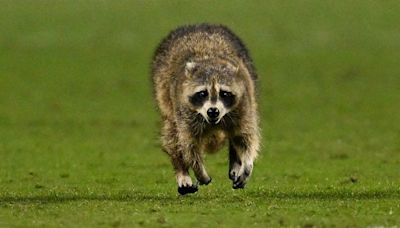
(207, 107, 220, 119)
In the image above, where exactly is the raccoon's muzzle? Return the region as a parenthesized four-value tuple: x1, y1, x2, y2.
(207, 107, 220, 123)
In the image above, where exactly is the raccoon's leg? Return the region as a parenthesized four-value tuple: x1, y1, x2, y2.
(190, 148, 212, 185)
(170, 154, 198, 195)
(161, 119, 198, 195)
(228, 133, 259, 189)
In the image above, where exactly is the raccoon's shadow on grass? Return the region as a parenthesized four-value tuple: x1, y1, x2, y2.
(0, 189, 399, 204)
(0, 193, 176, 205)
(260, 189, 400, 201)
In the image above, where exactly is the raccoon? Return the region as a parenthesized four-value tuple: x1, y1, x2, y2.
(151, 24, 260, 195)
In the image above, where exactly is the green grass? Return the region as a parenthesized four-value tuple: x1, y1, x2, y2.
(1, 0, 400, 227)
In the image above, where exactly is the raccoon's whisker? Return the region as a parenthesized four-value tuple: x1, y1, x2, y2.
(225, 113, 234, 124)
(221, 117, 228, 127)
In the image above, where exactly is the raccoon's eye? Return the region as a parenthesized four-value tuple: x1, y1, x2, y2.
(196, 90, 208, 98)
(189, 90, 208, 107)
(220, 90, 233, 98)
(220, 90, 235, 108)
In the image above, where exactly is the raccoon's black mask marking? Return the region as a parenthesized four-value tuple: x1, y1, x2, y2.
(189, 90, 208, 107)
(220, 90, 235, 108)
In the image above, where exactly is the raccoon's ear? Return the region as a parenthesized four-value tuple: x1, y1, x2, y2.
(185, 61, 197, 76)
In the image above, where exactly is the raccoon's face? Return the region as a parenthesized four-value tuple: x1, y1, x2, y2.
(182, 60, 245, 124)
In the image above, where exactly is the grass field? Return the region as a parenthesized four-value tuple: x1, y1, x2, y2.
(1, 0, 400, 227)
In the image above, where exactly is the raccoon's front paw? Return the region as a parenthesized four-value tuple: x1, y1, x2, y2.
(229, 162, 253, 189)
(178, 185, 198, 195)
(177, 174, 198, 195)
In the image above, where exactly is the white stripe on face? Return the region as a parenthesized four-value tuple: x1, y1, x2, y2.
(193, 86, 207, 93)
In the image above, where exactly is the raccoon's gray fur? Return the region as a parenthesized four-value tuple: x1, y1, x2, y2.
(151, 24, 260, 195)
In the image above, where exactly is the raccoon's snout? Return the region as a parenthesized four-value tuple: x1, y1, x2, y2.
(207, 107, 220, 120)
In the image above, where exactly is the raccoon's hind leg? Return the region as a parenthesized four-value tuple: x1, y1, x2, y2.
(191, 132, 226, 185)
(190, 149, 212, 185)
(228, 134, 259, 189)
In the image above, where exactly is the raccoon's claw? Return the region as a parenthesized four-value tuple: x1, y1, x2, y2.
(178, 184, 198, 195)
(233, 180, 246, 189)
(232, 173, 248, 189)
(231, 172, 247, 189)
(229, 163, 252, 190)
(229, 171, 238, 182)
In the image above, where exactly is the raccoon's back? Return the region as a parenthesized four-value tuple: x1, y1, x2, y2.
(151, 24, 257, 82)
